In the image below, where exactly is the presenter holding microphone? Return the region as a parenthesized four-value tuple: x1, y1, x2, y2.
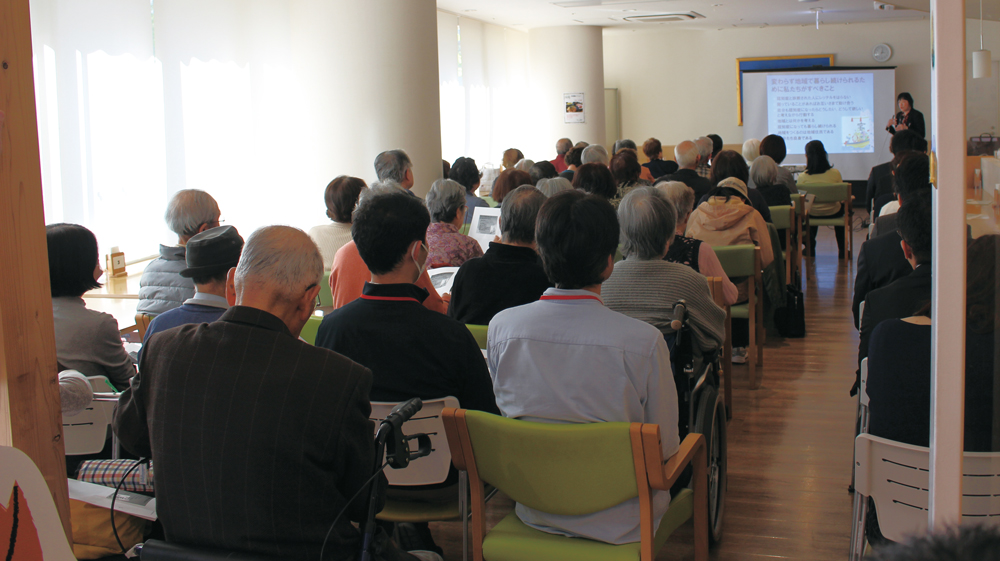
(886, 92, 925, 138)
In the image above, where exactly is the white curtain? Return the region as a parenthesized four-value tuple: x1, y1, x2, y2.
(29, 0, 321, 258)
(437, 13, 530, 172)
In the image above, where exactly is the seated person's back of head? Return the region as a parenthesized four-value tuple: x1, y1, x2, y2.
(138, 189, 221, 315)
(309, 176, 367, 268)
(448, 186, 553, 325)
(487, 189, 679, 545)
(48, 223, 136, 390)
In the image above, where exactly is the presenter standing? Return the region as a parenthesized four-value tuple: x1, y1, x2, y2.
(886, 92, 925, 138)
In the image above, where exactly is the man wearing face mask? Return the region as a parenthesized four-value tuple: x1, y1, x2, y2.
(315, 189, 499, 554)
(316, 189, 499, 413)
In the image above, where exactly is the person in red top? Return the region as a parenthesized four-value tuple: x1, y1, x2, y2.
(550, 137, 572, 173)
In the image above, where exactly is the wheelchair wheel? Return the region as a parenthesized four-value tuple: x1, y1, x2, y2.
(694, 385, 727, 544)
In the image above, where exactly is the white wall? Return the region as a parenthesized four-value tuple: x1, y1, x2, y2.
(603, 19, 933, 147)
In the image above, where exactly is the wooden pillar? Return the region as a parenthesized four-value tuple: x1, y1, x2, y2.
(0, 0, 73, 540)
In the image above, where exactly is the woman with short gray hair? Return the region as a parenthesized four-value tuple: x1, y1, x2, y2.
(749, 155, 793, 207)
(602, 187, 725, 352)
(536, 177, 572, 198)
(656, 181, 739, 306)
(425, 179, 484, 268)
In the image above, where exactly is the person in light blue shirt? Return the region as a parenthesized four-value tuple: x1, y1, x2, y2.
(140, 226, 244, 361)
(487, 189, 679, 545)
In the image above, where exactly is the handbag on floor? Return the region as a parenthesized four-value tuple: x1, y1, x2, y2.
(774, 285, 806, 338)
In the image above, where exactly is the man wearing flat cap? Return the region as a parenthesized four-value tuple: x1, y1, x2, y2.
(140, 225, 244, 353)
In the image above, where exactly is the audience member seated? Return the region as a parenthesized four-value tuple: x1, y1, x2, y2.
(708, 134, 724, 163)
(742, 138, 760, 164)
(48, 224, 135, 390)
(550, 137, 572, 173)
(581, 144, 610, 166)
(450, 157, 488, 226)
(603, 187, 726, 352)
(851, 156, 929, 327)
(642, 137, 679, 180)
(710, 150, 772, 223)
(139, 225, 244, 360)
(658, 181, 739, 306)
(613, 138, 637, 154)
(871, 151, 930, 238)
(749, 156, 792, 208)
(695, 136, 714, 179)
(867, 233, 998, 451)
(528, 160, 558, 185)
(865, 130, 926, 213)
(487, 189, 679, 545)
(375, 149, 418, 196)
(660, 140, 714, 202)
(536, 176, 572, 198)
(502, 148, 524, 170)
(115, 225, 431, 560)
(309, 175, 366, 269)
(442, 159, 450, 179)
(572, 162, 617, 200)
(687, 177, 775, 363)
(514, 158, 535, 172)
(329, 183, 448, 313)
(492, 168, 531, 206)
(797, 139, 846, 256)
(138, 189, 220, 315)
(424, 179, 483, 268)
(609, 149, 650, 208)
(59, 370, 94, 417)
(448, 186, 552, 325)
(559, 145, 584, 182)
(758, 134, 798, 194)
(317, 189, 498, 412)
(855, 190, 932, 396)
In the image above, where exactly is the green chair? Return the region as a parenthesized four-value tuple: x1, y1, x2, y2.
(483, 196, 498, 208)
(460, 223, 472, 236)
(466, 324, 489, 350)
(713, 244, 764, 390)
(442, 408, 708, 561)
(795, 182, 853, 260)
(768, 205, 796, 286)
(318, 271, 333, 307)
(300, 314, 323, 345)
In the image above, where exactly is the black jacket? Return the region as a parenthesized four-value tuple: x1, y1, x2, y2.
(889, 108, 926, 138)
(660, 168, 714, 203)
(448, 242, 554, 326)
(852, 230, 913, 328)
(115, 306, 379, 560)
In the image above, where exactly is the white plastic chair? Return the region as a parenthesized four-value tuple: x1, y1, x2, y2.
(62, 375, 120, 457)
(370, 397, 470, 560)
(0, 446, 76, 560)
(850, 434, 1000, 559)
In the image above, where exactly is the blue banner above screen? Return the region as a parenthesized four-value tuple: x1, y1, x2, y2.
(743, 67, 897, 181)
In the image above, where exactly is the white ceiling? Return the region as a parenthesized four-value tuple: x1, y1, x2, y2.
(435, 0, 934, 31)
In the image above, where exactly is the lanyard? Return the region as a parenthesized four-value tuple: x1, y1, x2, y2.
(359, 294, 421, 304)
(539, 294, 602, 303)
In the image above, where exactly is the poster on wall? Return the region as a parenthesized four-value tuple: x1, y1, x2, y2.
(564, 93, 585, 123)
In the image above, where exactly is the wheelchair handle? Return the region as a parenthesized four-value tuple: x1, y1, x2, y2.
(670, 301, 688, 331)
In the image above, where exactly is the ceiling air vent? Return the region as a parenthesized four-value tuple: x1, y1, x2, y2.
(623, 12, 705, 22)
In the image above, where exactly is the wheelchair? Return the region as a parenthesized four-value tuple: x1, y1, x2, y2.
(669, 300, 728, 544)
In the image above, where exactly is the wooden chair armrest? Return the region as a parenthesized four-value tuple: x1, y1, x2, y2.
(642, 429, 706, 492)
(441, 407, 468, 471)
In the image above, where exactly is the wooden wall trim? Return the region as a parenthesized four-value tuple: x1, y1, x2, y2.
(0, 0, 73, 540)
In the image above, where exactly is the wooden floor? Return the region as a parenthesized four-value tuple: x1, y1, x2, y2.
(429, 227, 863, 561)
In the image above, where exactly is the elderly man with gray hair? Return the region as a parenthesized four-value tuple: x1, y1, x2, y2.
(448, 186, 554, 325)
(581, 143, 610, 166)
(603, 187, 725, 352)
(374, 149, 417, 194)
(694, 136, 714, 180)
(658, 140, 714, 202)
(115, 225, 434, 561)
(425, 179, 483, 267)
(138, 189, 222, 315)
